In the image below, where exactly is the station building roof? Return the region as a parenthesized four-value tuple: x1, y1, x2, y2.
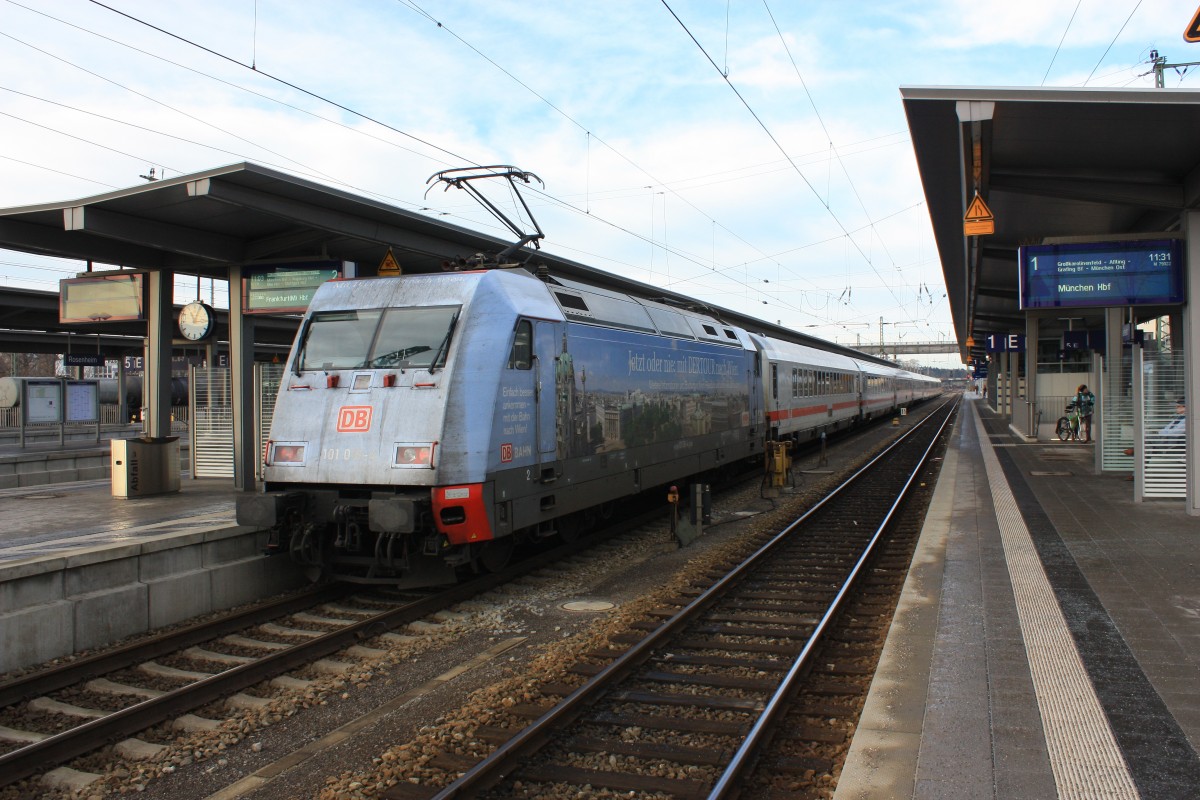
(901, 86, 1200, 363)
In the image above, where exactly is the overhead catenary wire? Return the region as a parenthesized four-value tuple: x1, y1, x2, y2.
(1042, 0, 1082, 85)
(760, 0, 901, 275)
(659, 0, 907, 310)
(1083, 0, 1143, 86)
(60, 0, 832, 312)
(2, 0, 949, 339)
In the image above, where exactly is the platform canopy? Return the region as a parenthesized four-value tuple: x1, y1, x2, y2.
(0, 160, 885, 364)
(902, 86, 1200, 363)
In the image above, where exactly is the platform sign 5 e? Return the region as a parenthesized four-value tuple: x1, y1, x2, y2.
(1018, 239, 1184, 310)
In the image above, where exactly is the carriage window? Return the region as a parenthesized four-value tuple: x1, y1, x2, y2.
(509, 320, 532, 370)
(771, 364, 778, 400)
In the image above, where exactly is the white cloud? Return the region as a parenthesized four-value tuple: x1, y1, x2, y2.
(3, 0, 1194, 369)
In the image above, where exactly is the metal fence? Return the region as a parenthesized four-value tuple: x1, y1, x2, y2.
(1139, 349, 1186, 499)
(188, 365, 282, 479)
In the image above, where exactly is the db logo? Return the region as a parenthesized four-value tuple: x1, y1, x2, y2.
(500, 443, 514, 463)
(336, 406, 373, 432)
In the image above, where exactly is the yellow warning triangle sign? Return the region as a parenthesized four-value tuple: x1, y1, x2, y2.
(963, 194, 994, 236)
(1187, 5, 1200, 42)
(378, 248, 402, 276)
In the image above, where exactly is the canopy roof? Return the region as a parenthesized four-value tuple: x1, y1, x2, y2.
(902, 86, 1200, 361)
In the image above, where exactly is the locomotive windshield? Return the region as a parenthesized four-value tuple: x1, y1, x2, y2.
(296, 306, 460, 371)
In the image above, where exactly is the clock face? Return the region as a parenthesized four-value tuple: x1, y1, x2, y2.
(179, 301, 214, 341)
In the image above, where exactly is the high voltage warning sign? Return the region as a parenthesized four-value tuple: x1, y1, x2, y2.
(378, 249, 402, 276)
(963, 193, 994, 236)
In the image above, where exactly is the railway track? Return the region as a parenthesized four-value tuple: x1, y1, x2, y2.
(0, 403, 943, 798)
(377, 396, 958, 799)
(0, 505, 676, 795)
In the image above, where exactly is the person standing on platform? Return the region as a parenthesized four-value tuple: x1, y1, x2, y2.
(1156, 398, 1187, 461)
(1075, 384, 1096, 443)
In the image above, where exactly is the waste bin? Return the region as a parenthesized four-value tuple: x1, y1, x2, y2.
(111, 437, 181, 498)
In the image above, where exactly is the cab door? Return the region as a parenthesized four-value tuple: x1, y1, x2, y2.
(534, 322, 559, 464)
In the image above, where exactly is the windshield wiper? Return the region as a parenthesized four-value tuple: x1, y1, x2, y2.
(292, 319, 311, 376)
(370, 345, 431, 368)
(428, 312, 459, 374)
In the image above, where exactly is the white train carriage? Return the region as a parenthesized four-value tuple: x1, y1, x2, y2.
(858, 358, 901, 418)
(903, 369, 944, 404)
(750, 334, 864, 441)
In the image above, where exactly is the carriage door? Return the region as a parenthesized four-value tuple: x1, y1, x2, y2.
(749, 349, 761, 436)
(534, 322, 560, 471)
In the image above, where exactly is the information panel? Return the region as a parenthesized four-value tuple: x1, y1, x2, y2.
(242, 261, 349, 314)
(59, 273, 146, 322)
(1019, 239, 1184, 310)
(23, 379, 62, 424)
(66, 380, 100, 423)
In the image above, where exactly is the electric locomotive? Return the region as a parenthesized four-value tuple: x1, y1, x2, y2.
(237, 266, 764, 586)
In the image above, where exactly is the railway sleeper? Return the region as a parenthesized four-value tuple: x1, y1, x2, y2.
(688, 623, 817, 638)
(703, 612, 821, 626)
(565, 735, 731, 767)
(658, 652, 790, 671)
(638, 669, 778, 692)
(780, 723, 848, 744)
(607, 688, 764, 712)
(473, 724, 524, 745)
(767, 753, 835, 774)
(670, 636, 802, 655)
(588, 710, 748, 736)
(515, 764, 710, 800)
(793, 698, 857, 717)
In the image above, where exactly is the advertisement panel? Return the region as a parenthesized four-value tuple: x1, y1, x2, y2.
(491, 323, 752, 469)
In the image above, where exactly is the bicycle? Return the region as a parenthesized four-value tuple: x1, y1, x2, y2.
(1056, 402, 1081, 441)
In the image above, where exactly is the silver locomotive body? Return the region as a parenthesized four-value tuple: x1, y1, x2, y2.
(237, 267, 763, 585)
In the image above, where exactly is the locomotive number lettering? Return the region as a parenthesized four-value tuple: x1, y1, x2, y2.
(336, 405, 373, 432)
(500, 442, 514, 463)
(323, 448, 353, 461)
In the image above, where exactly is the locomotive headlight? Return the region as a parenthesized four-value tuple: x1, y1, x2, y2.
(269, 442, 307, 465)
(393, 442, 436, 468)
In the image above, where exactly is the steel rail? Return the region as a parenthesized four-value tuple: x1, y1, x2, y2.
(0, 583, 350, 708)
(429, 396, 958, 799)
(707, 395, 958, 798)
(0, 517, 650, 791)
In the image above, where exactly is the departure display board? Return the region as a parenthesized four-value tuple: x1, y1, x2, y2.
(1019, 239, 1184, 310)
(59, 273, 146, 322)
(242, 261, 349, 314)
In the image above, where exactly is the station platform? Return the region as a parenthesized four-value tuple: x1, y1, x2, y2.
(837, 397, 1200, 800)
(0, 475, 304, 674)
(0, 423, 188, 490)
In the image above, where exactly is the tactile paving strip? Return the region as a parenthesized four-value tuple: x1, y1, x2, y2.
(973, 408, 1139, 800)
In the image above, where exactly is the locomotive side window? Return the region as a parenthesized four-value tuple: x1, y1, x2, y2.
(771, 364, 778, 400)
(509, 320, 533, 370)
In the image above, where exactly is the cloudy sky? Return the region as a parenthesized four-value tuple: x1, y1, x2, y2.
(2, 0, 1198, 367)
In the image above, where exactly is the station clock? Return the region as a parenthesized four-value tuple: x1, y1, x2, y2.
(178, 301, 216, 341)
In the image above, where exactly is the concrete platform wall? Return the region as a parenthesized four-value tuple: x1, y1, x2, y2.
(0, 527, 307, 673)
(0, 445, 192, 490)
